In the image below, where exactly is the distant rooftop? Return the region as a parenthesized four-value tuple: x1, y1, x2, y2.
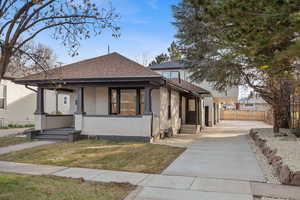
(148, 61, 184, 70)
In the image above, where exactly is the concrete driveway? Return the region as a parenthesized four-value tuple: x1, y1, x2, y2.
(162, 120, 271, 182)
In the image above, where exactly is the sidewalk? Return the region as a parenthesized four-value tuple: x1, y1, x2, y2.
(0, 141, 54, 155)
(0, 161, 299, 200)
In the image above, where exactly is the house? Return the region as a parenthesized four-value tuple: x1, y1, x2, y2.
(148, 61, 239, 126)
(0, 78, 70, 127)
(14, 53, 211, 141)
(239, 92, 270, 111)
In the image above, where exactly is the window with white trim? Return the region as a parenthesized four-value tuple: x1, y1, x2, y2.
(0, 85, 6, 109)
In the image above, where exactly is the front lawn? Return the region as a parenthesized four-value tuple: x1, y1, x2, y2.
(0, 136, 29, 148)
(0, 173, 135, 200)
(0, 139, 185, 173)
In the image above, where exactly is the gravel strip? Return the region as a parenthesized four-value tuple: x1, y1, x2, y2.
(248, 128, 297, 200)
(247, 135, 280, 184)
(253, 128, 300, 172)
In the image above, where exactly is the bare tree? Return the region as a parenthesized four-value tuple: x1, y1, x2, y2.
(135, 52, 150, 66)
(6, 42, 57, 78)
(0, 0, 120, 79)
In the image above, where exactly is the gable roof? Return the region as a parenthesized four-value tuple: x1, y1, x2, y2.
(16, 52, 162, 82)
(148, 61, 184, 70)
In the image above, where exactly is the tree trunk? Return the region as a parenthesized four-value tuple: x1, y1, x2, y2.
(0, 49, 12, 80)
(272, 78, 292, 135)
(272, 104, 280, 134)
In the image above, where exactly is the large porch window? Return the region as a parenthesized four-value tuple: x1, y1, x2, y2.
(120, 89, 137, 115)
(109, 88, 145, 115)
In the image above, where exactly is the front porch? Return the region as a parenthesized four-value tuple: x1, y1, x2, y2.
(32, 81, 159, 141)
(30, 83, 205, 141)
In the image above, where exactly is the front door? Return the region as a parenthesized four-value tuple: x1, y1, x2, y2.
(186, 98, 197, 124)
(205, 106, 209, 126)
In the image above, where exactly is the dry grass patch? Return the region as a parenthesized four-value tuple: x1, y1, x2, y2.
(0, 136, 29, 148)
(0, 173, 135, 200)
(0, 139, 185, 173)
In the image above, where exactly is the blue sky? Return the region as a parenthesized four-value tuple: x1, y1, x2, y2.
(35, 0, 180, 65)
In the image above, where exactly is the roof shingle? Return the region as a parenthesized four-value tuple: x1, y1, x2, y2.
(17, 52, 161, 81)
(169, 78, 210, 95)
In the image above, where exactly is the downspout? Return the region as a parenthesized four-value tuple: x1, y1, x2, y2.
(150, 112, 153, 141)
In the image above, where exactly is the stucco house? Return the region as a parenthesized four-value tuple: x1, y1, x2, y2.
(239, 92, 270, 111)
(148, 61, 239, 127)
(0, 78, 70, 127)
(14, 53, 211, 141)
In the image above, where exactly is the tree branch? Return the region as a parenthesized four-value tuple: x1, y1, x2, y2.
(15, 21, 90, 52)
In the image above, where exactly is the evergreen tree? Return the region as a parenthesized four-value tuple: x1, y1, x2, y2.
(168, 41, 182, 61)
(172, 0, 300, 132)
(149, 53, 169, 66)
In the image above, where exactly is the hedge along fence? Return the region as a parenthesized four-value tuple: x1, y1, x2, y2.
(221, 109, 271, 122)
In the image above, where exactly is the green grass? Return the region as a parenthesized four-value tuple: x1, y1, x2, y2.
(0, 124, 34, 129)
(0, 139, 186, 173)
(0, 173, 135, 200)
(0, 136, 29, 148)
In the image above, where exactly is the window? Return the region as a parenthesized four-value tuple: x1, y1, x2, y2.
(162, 72, 171, 79)
(170, 72, 180, 79)
(0, 85, 6, 109)
(188, 99, 196, 111)
(110, 89, 118, 114)
(168, 88, 171, 119)
(63, 96, 68, 104)
(120, 89, 137, 115)
(109, 88, 144, 115)
(140, 89, 145, 114)
(161, 71, 180, 80)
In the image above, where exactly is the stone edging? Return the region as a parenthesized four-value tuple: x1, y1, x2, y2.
(249, 129, 300, 186)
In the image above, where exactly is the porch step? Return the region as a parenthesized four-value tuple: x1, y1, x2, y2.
(33, 134, 70, 141)
(180, 125, 197, 134)
(28, 129, 81, 142)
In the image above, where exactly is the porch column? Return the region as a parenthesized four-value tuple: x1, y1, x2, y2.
(34, 87, 46, 130)
(35, 87, 45, 115)
(75, 88, 84, 114)
(144, 87, 152, 115)
(75, 87, 84, 131)
(196, 97, 199, 125)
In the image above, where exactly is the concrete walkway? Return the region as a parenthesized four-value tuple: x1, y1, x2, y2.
(0, 141, 55, 155)
(163, 121, 270, 182)
(0, 128, 30, 137)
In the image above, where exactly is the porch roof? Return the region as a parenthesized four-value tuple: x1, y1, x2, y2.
(169, 78, 211, 96)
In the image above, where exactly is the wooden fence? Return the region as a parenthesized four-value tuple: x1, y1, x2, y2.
(221, 109, 272, 123)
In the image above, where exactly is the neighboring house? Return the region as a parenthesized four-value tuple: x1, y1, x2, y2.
(239, 93, 270, 111)
(0, 78, 70, 127)
(148, 61, 239, 126)
(14, 53, 211, 141)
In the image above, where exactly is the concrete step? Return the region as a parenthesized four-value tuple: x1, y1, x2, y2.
(28, 129, 81, 142)
(32, 134, 69, 141)
(180, 129, 197, 134)
(180, 127, 197, 131)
